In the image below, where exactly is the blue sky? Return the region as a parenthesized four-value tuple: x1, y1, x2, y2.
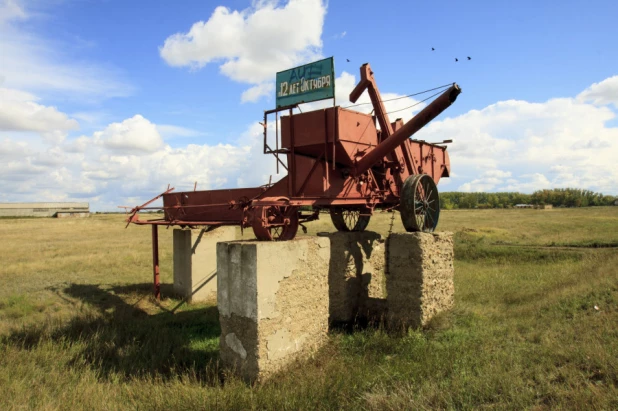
(1, 0, 617, 210)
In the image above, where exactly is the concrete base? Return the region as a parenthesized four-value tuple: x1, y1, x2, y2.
(326, 231, 387, 324)
(217, 237, 330, 382)
(173, 226, 236, 302)
(387, 232, 455, 329)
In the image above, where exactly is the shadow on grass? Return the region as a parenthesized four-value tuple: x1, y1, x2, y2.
(3, 283, 222, 384)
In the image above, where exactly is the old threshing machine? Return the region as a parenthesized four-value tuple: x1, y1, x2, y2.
(128, 63, 460, 241)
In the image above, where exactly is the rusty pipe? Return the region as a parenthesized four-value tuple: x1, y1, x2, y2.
(352, 84, 461, 177)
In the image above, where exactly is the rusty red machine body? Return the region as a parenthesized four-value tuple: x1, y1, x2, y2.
(128, 63, 460, 242)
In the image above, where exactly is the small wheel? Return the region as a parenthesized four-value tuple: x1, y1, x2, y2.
(400, 174, 440, 232)
(330, 208, 371, 232)
(252, 203, 299, 241)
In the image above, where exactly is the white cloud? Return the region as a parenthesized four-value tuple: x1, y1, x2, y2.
(482, 169, 511, 179)
(0, 137, 31, 160)
(457, 169, 514, 192)
(577, 75, 618, 108)
(0, 87, 36, 102)
(0, 87, 79, 135)
(421, 85, 618, 195)
(502, 173, 552, 192)
(95, 115, 164, 154)
(160, 0, 326, 100)
(241, 83, 275, 103)
(63, 136, 90, 153)
(0, 112, 281, 210)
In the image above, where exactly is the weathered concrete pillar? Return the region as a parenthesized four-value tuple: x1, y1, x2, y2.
(217, 237, 330, 382)
(325, 231, 387, 324)
(387, 232, 454, 329)
(173, 226, 236, 302)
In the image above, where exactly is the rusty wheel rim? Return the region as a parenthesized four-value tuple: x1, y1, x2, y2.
(400, 174, 440, 232)
(252, 204, 299, 241)
(343, 210, 360, 228)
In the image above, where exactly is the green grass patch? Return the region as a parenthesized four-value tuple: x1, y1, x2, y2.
(0, 295, 38, 319)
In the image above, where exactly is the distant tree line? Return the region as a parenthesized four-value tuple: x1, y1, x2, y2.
(529, 188, 616, 208)
(439, 188, 616, 209)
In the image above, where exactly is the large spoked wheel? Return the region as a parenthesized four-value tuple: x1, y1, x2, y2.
(252, 203, 299, 241)
(330, 208, 371, 232)
(400, 174, 440, 232)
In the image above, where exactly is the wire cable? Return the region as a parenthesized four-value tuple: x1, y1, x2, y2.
(384, 89, 444, 116)
(342, 83, 453, 109)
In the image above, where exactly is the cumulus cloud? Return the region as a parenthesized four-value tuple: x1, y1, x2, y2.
(241, 83, 275, 103)
(0, 87, 79, 135)
(160, 0, 326, 100)
(577, 76, 618, 108)
(0, 112, 280, 210)
(94, 115, 164, 154)
(0, 137, 31, 160)
(420, 91, 618, 194)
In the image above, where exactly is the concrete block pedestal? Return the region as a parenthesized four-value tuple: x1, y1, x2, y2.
(387, 232, 455, 329)
(217, 237, 330, 382)
(173, 226, 236, 302)
(214, 231, 454, 381)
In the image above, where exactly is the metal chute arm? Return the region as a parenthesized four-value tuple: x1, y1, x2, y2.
(348, 70, 369, 103)
(353, 84, 461, 177)
(125, 187, 175, 227)
(349, 63, 394, 136)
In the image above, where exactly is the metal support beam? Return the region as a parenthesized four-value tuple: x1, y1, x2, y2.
(152, 224, 160, 300)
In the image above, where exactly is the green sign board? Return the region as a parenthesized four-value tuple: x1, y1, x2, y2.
(276, 57, 335, 107)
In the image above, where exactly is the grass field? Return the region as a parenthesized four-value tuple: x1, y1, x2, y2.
(1, 207, 617, 409)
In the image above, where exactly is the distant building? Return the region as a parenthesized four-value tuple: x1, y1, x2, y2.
(0, 202, 89, 218)
(534, 204, 553, 210)
(614, 199, 618, 206)
(514, 204, 534, 209)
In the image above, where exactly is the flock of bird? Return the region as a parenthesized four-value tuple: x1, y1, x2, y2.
(432, 47, 471, 62)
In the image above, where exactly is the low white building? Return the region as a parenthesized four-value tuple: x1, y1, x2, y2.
(0, 202, 89, 218)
